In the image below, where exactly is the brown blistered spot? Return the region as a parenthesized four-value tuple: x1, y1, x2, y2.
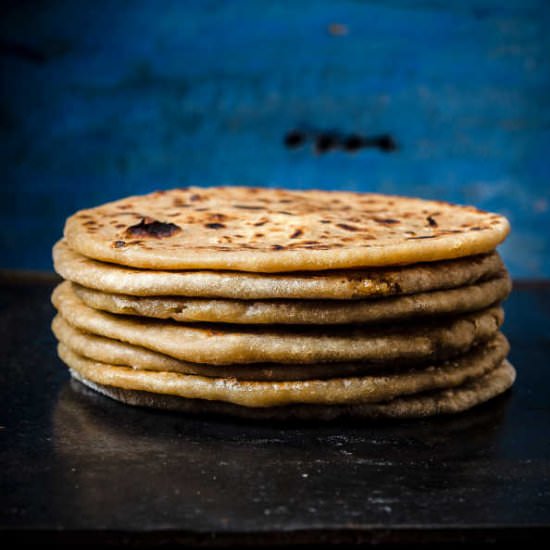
(208, 213, 227, 222)
(319, 220, 331, 224)
(189, 194, 202, 201)
(272, 244, 284, 250)
(253, 219, 268, 227)
(290, 229, 303, 239)
(279, 199, 292, 204)
(254, 233, 264, 238)
(470, 226, 482, 231)
(427, 216, 438, 227)
(195, 207, 209, 212)
(117, 204, 133, 210)
(114, 223, 126, 228)
(83, 220, 96, 226)
(407, 235, 436, 240)
(278, 211, 294, 215)
(205, 223, 226, 229)
(233, 204, 264, 210)
(126, 217, 182, 238)
(78, 214, 92, 219)
(113, 240, 126, 248)
(336, 223, 358, 231)
(372, 217, 400, 225)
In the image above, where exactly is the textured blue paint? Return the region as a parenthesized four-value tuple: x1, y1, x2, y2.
(1, 0, 549, 275)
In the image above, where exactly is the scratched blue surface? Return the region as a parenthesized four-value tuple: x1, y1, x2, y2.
(1, 0, 549, 275)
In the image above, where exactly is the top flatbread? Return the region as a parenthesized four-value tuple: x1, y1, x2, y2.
(63, 187, 509, 272)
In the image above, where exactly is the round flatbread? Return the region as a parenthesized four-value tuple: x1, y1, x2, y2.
(69, 361, 516, 419)
(53, 240, 506, 300)
(63, 187, 510, 272)
(58, 342, 508, 408)
(52, 281, 504, 365)
(52, 315, 509, 381)
(71, 274, 511, 325)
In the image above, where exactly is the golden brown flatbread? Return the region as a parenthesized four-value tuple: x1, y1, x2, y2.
(63, 187, 509, 272)
(58, 342, 508, 407)
(52, 281, 504, 365)
(53, 314, 509, 381)
(69, 361, 516, 419)
(53, 240, 506, 300)
(71, 274, 511, 325)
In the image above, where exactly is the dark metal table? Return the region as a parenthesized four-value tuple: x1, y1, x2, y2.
(1, 275, 549, 545)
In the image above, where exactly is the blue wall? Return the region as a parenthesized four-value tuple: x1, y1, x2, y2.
(1, 0, 549, 276)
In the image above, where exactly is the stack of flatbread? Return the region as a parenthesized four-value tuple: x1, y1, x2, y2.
(51, 187, 514, 420)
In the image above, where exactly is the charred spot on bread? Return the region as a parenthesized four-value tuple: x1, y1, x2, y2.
(336, 223, 359, 231)
(125, 217, 182, 238)
(372, 217, 400, 225)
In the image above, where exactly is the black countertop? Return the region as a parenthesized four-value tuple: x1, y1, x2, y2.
(1, 275, 549, 545)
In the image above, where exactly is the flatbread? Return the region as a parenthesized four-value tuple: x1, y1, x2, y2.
(57, 376, 512, 438)
(51, 314, 421, 380)
(72, 274, 511, 325)
(52, 281, 504, 365)
(69, 361, 516, 419)
(57, 342, 508, 407)
(63, 187, 510, 272)
(53, 240, 506, 300)
(52, 314, 509, 381)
